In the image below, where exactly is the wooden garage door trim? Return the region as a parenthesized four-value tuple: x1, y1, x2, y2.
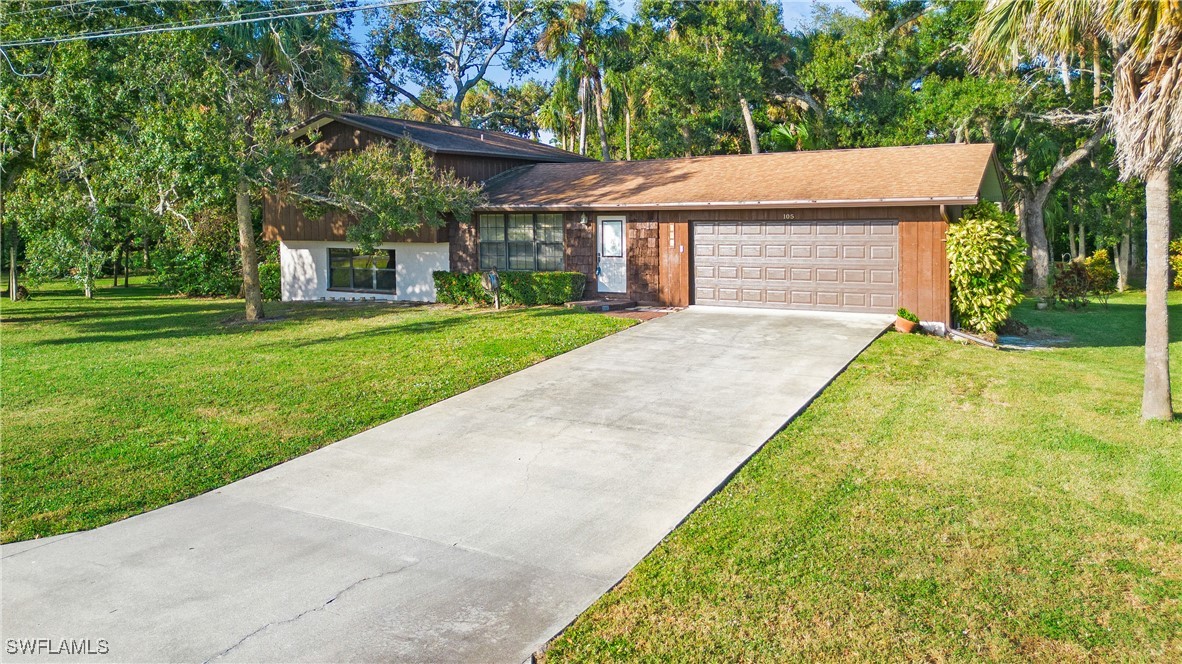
(692, 220, 899, 313)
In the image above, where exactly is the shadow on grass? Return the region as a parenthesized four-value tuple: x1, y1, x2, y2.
(8, 282, 585, 348)
(1013, 295, 1182, 349)
(286, 305, 582, 348)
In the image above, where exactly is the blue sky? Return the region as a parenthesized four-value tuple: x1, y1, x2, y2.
(347, 0, 861, 91)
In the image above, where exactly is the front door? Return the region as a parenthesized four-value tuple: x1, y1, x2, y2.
(596, 216, 627, 293)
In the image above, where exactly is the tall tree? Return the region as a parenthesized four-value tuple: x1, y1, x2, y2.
(973, 0, 1179, 419)
(362, 0, 544, 128)
(538, 0, 620, 159)
(635, 0, 785, 157)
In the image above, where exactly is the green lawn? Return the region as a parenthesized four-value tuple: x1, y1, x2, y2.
(544, 291, 1182, 662)
(0, 280, 633, 543)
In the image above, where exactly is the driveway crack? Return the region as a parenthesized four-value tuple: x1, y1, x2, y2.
(202, 559, 420, 663)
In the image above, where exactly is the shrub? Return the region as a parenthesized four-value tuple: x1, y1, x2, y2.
(433, 271, 486, 305)
(896, 307, 919, 323)
(258, 262, 281, 301)
(946, 202, 1027, 334)
(1083, 249, 1117, 306)
(1171, 239, 1182, 289)
(433, 270, 587, 306)
(154, 245, 241, 297)
(1053, 260, 1091, 309)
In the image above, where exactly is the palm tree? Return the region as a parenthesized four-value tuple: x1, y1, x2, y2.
(972, 0, 1178, 420)
(538, 0, 620, 160)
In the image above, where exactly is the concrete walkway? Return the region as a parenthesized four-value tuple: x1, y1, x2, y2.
(2, 307, 889, 663)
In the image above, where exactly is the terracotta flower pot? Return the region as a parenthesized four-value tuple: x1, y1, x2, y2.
(894, 317, 918, 334)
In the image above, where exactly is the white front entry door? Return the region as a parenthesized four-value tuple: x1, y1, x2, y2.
(596, 217, 627, 293)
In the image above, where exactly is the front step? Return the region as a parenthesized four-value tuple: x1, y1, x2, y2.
(566, 298, 637, 312)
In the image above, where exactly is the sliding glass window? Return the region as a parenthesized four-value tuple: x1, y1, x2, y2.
(328, 248, 397, 293)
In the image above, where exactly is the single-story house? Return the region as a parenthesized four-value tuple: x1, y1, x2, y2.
(264, 113, 1004, 326)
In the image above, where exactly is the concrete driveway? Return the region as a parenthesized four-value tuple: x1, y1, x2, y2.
(2, 307, 888, 663)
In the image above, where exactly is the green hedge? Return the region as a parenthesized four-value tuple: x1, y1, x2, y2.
(433, 270, 587, 306)
(259, 262, 281, 301)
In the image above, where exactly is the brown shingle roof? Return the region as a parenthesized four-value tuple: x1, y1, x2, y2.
(290, 112, 592, 163)
(480, 143, 1000, 210)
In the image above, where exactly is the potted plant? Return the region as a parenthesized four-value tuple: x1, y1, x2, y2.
(895, 307, 920, 334)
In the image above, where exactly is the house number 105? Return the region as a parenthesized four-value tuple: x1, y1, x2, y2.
(782, 213, 796, 220)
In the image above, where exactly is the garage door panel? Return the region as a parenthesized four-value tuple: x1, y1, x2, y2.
(694, 220, 898, 314)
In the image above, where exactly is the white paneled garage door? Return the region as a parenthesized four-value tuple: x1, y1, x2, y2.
(693, 220, 898, 313)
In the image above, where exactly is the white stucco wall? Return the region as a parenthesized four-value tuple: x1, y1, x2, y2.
(279, 240, 449, 302)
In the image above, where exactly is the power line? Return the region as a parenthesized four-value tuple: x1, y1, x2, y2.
(0, 0, 417, 49)
(1, 0, 128, 21)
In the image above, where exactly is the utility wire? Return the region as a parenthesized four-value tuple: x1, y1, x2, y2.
(0, 0, 417, 49)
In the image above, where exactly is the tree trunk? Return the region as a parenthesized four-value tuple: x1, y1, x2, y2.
(1115, 230, 1131, 292)
(593, 75, 610, 161)
(578, 77, 588, 156)
(1026, 130, 1105, 287)
(1022, 192, 1053, 289)
(625, 104, 632, 161)
(1078, 220, 1086, 258)
(739, 95, 760, 154)
(83, 247, 93, 299)
(1092, 37, 1102, 107)
(8, 242, 15, 300)
(123, 239, 130, 287)
(113, 244, 122, 287)
(1141, 168, 1173, 421)
(3, 185, 15, 301)
(1068, 220, 1078, 258)
(236, 177, 264, 321)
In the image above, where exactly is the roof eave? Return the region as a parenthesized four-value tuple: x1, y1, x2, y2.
(476, 196, 981, 212)
(286, 113, 592, 161)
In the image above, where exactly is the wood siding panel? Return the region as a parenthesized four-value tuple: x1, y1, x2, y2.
(263, 192, 447, 244)
(658, 220, 690, 306)
(434, 154, 534, 183)
(265, 127, 530, 244)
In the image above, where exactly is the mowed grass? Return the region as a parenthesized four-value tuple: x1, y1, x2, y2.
(544, 291, 1182, 662)
(0, 280, 634, 543)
